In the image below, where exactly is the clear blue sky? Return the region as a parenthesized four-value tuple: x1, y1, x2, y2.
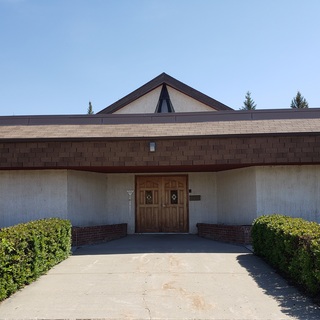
(0, 0, 319, 115)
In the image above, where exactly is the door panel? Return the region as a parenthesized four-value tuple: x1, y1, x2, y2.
(136, 175, 188, 233)
(136, 176, 161, 233)
(162, 176, 188, 232)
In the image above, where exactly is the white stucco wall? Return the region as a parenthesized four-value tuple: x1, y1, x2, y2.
(67, 172, 136, 231)
(217, 167, 257, 225)
(67, 171, 108, 226)
(167, 87, 217, 112)
(104, 174, 135, 233)
(4, 167, 319, 233)
(0, 170, 68, 228)
(188, 172, 217, 233)
(114, 87, 162, 114)
(0, 170, 136, 230)
(256, 165, 320, 222)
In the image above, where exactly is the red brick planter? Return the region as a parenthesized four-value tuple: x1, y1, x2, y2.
(197, 223, 252, 245)
(72, 223, 127, 246)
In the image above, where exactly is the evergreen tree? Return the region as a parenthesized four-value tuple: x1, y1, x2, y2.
(290, 91, 309, 108)
(240, 91, 256, 110)
(87, 101, 94, 114)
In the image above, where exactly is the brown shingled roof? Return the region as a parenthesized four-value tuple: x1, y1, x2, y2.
(97, 73, 232, 114)
(1, 109, 320, 141)
(0, 119, 319, 141)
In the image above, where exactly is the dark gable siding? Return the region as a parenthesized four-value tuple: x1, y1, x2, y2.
(0, 135, 319, 173)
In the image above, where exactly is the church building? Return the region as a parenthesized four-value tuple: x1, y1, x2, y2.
(1, 73, 320, 243)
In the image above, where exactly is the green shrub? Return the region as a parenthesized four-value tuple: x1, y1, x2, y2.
(0, 218, 71, 301)
(252, 214, 320, 296)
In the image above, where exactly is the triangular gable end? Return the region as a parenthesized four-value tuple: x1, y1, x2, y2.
(97, 73, 233, 114)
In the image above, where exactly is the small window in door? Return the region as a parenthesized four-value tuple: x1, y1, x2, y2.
(145, 190, 153, 204)
(171, 190, 178, 204)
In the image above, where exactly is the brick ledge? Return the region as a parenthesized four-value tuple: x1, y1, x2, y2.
(197, 223, 252, 245)
(72, 223, 127, 246)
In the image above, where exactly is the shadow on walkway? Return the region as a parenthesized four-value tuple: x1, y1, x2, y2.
(73, 234, 249, 255)
(237, 254, 320, 320)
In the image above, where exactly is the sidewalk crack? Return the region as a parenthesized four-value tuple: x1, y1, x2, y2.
(142, 273, 152, 320)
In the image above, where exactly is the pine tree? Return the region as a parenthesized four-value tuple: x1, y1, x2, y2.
(290, 91, 309, 109)
(87, 101, 94, 114)
(240, 91, 256, 110)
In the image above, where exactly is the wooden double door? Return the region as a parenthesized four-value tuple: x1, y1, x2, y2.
(136, 175, 188, 233)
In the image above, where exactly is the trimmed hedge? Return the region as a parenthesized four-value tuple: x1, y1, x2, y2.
(0, 218, 71, 301)
(252, 214, 320, 296)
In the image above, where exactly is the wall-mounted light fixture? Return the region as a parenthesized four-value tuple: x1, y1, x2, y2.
(149, 141, 156, 152)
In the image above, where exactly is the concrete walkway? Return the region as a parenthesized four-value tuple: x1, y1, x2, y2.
(0, 234, 319, 319)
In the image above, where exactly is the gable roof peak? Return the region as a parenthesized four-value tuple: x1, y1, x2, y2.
(148, 72, 171, 84)
(159, 71, 169, 77)
(98, 73, 232, 114)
